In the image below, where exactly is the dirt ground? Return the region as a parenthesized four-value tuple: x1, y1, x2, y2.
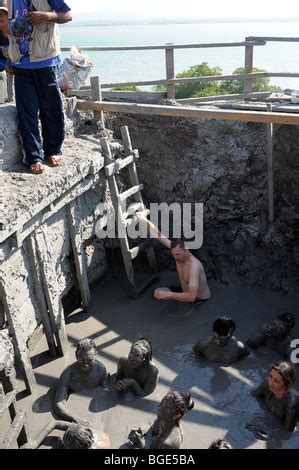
(12, 270, 299, 450)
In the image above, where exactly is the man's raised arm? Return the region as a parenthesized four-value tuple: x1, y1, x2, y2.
(136, 211, 171, 249)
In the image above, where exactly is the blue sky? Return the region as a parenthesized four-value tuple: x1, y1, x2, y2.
(70, 0, 298, 20)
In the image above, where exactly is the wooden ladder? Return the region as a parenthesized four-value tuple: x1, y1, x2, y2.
(100, 126, 158, 298)
(0, 353, 28, 448)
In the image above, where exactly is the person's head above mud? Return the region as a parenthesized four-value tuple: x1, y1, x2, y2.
(246, 312, 295, 359)
(0, 2, 9, 37)
(75, 338, 97, 372)
(135, 212, 211, 302)
(21, 420, 111, 449)
(63, 423, 110, 449)
(251, 361, 297, 432)
(115, 337, 158, 397)
(193, 315, 250, 365)
(54, 338, 107, 423)
(157, 390, 194, 423)
(212, 316, 236, 347)
(208, 438, 233, 449)
(128, 390, 194, 449)
(268, 361, 295, 396)
(128, 338, 152, 369)
(271, 313, 295, 338)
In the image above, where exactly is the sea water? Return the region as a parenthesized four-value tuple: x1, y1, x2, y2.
(59, 20, 299, 90)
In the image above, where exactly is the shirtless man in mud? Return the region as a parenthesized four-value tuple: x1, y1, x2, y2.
(54, 338, 107, 423)
(246, 312, 295, 360)
(136, 212, 210, 303)
(193, 315, 250, 365)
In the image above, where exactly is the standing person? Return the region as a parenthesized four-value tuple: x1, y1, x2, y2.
(6, 0, 72, 174)
(136, 212, 210, 303)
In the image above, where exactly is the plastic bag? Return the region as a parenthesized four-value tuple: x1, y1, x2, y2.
(58, 46, 94, 91)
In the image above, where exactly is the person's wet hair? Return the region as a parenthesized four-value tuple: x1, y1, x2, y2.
(213, 316, 236, 336)
(170, 239, 185, 250)
(277, 312, 295, 329)
(163, 390, 194, 422)
(270, 361, 295, 389)
(131, 337, 152, 364)
(63, 424, 95, 449)
(208, 438, 233, 449)
(76, 338, 96, 356)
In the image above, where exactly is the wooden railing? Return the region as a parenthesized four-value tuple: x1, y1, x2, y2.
(61, 36, 299, 102)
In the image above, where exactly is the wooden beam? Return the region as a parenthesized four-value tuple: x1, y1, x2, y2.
(77, 100, 299, 125)
(244, 36, 254, 96)
(267, 103, 274, 224)
(61, 40, 265, 53)
(67, 200, 91, 310)
(165, 43, 175, 99)
(90, 76, 105, 128)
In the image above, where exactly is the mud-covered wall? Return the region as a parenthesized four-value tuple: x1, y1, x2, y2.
(107, 114, 298, 292)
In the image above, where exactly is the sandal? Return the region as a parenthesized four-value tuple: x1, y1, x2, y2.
(30, 162, 44, 174)
(46, 155, 62, 167)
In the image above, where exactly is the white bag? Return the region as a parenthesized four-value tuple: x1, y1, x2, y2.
(58, 46, 94, 91)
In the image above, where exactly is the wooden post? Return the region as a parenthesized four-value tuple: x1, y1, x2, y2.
(0, 285, 37, 395)
(267, 103, 274, 223)
(34, 231, 69, 357)
(165, 43, 175, 100)
(244, 37, 254, 98)
(67, 199, 91, 310)
(26, 236, 57, 356)
(90, 75, 105, 128)
(7, 73, 14, 103)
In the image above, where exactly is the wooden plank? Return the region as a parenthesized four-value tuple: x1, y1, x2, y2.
(267, 103, 274, 224)
(244, 37, 254, 96)
(77, 100, 299, 125)
(34, 231, 69, 357)
(90, 76, 105, 127)
(118, 184, 144, 202)
(26, 236, 57, 356)
(67, 200, 91, 310)
(177, 92, 271, 103)
(0, 390, 17, 418)
(165, 43, 175, 99)
(105, 154, 135, 177)
(0, 284, 37, 395)
(248, 36, 299, 42)
(0, 410, 27, 449)
(61, 40, 265, 52)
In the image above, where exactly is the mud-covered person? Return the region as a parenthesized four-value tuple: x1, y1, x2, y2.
(128, 390, 194, 449)
(21, 421, 111, 449)
(6, 0, 72, 174)
(136, 212, 210, 303)
(115, 338, 158, 398)
(54, 338, 108, 423)
(251, 361, 297, 432)
(193, 315, 250, 365)
(246, 312, 295, 360)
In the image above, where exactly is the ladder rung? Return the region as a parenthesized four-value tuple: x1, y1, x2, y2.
(118, 184, 143, 202)
(129, 238, 152, 260)
(0, 390, 17, 418)
(0, 410, 26, 449)
(105, 154, 135, 177)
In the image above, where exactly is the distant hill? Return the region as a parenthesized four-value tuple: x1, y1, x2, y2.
(67, 17, 299, 28)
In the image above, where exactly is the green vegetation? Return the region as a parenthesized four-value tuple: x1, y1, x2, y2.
(154, 62, 281, 98)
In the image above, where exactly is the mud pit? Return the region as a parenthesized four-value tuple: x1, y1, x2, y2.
(23, 271, 298, 449)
